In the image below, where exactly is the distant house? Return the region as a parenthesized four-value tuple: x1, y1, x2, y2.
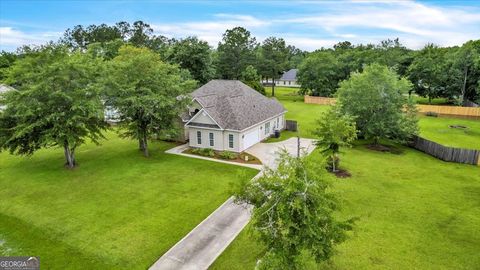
(261, 69, 300, 87)
(182, 80, 287, 152)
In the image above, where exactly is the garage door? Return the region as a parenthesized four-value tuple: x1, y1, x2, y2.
(243, 128, 260, 150)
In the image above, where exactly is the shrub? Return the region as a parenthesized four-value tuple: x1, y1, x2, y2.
(191, 148, 215, 157)
(425, 111, 438, 117)
(220, 151, 237, 160)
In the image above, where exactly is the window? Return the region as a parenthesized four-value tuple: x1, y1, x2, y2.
(209, 133, 214, 146)
(276, 117, 279, 128)
(197, 131, 202, 145)
(288, 81, 291, 85)
(265, 122, 270, 135)
(283, 81, 286, 85)
(228, 134, 234, 148)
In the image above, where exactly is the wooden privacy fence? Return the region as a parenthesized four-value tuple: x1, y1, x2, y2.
(410, 135, 480, 166)
(304, 96, 336, 105)
(304, 96, 480, 118)
(416, 104, 480, 117)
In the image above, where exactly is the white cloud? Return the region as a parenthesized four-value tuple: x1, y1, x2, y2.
(0, 27, 61, 50)
(151, 14, 269, 45)
(1, 1, 478, 51)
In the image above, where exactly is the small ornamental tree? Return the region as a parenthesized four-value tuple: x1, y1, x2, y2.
(235, 151, 353, 269)
(103, 45, 196, 157)
(0, 45, 106, 169)
(313, 108, 357, 172)
(337, 63, 418, 145)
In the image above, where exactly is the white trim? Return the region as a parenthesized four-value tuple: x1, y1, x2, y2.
(185, 108, 223, 129)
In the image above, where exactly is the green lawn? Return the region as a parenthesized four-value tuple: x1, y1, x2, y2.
(419, 116, 480, 149)
(211, 87, 480, 269)
(0, 132, 258, 269)
(211, 143, 480, 269)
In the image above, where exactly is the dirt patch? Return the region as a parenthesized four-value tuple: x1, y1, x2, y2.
(366, 144, 403, 154)
(449, 125, 468, 129)
(331, 169, 351, 178)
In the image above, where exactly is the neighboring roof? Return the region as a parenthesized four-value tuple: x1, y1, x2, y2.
(189, 80, 286, 131)
(279, 69, 298, 81)
(0, 84, 15, 93)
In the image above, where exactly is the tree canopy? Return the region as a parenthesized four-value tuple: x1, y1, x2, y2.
(216, 27, 257, 79)
(103, 45, 196, 157)
(235, 151, 353, 269)
(298, 52, 340, 96)
(337, 63, 418, 145)
(0, 45, 106, 168)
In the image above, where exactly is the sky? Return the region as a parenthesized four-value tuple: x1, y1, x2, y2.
(0, 0, 479, 52)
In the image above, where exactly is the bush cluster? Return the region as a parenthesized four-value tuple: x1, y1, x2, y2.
(191, 148, 215, 157)
(219, 151, 237, 160)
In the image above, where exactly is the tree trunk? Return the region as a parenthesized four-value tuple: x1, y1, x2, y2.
(271, 71, 275, 97)
(460, 66, 468, 105)
(142, 132, 149, 157)
(331, 154, 337, 173)
(63, 142, 76, 169)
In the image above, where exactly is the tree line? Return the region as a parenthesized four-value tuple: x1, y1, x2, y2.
(298, 39, 480, 104)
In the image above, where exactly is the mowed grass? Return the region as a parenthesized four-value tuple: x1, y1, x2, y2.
(268, 87, 480, 150)
(0, 131, 258, 269)
(211, 87, 480, 270)
(419, 116, 480, 149)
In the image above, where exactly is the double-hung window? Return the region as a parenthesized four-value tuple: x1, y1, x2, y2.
(228, 134, 234, 148)
(209, 133, 214, 147)
(265, 122, 270, 135)
(197, 131, 202, 145)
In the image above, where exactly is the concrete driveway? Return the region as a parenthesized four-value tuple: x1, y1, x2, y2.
(246, 137, 317, 168)
(150, 137, 317, 270)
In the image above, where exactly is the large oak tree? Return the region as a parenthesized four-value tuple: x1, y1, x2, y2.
(0, 45, 106, 168)
(103, 45, 196, 157)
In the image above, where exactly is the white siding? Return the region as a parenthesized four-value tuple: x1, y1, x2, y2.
(188, 128, 241, 152)
(189, 111, 217, 125)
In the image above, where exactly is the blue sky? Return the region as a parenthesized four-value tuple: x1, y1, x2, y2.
(1, 0, 479, 51)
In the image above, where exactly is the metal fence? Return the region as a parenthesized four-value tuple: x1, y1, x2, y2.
(285, 120, 298, 131)
(410, 135, 480, 165)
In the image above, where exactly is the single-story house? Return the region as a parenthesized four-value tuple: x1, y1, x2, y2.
(183, 80, 287, 152)
(277, 69, 300, 87)
(261, 69, 300, 88)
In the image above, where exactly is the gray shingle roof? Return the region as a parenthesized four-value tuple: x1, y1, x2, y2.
(190, 80, 286, 131)
(279, 69, 298, 81)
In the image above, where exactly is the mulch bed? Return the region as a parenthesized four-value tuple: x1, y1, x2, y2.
(449, 125, 468, 129)
(182, 148, 262, 165)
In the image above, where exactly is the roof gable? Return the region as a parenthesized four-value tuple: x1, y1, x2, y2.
(280, 69, 298, 81)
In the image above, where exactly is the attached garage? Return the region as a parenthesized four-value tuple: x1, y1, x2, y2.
(242, 127, 260, 151)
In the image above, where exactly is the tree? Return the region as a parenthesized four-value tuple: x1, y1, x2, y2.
(313, 108, 357, 172)
(446, 40, 480, 104)
(234, 151, 352, 269)
(298, 52, 341, 96)
(241, 65, 265, 95)
(217, 27, 257, 79)
(0, 51, 17, 81)
(337, 63, 418, 145)
(103, 45, 196, 157)
(0, 45, 106, 168)
(168, 36, 215, 84)
(258, 37, 290, 96)
(407, 44, 448, 103)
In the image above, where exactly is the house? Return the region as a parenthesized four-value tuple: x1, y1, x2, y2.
(261, 69, 300, 88)
(277, 69, 300, 87)
(183, 80, 287, 152)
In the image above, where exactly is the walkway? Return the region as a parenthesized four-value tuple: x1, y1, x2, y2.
(150, 138, 316, 270)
